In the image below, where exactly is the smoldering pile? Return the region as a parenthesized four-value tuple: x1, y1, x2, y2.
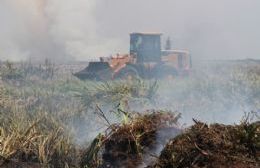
(150, 120, 260, 168)
(81, 111, 259, 168)
(80, 111, 182, 168)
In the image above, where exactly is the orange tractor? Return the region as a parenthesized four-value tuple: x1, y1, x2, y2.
(74, 32, 191, 80)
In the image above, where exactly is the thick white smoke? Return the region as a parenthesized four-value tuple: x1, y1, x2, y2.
(0, 0, 58, 61)
(96, 0, 260, 60)
(0, 0, 121, 62)
(0, 0, 260, 62)
(45, 0, 121, 61)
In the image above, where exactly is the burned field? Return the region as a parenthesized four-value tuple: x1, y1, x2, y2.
(0, 60, 259, 167)
(81, 113, 259, 168)
(151, 120, 260, 168)
(80, 111, 181, 168)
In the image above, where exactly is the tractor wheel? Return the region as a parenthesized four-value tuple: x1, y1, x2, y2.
(153, 65, 178, 79)
(115, 66, 139, 80)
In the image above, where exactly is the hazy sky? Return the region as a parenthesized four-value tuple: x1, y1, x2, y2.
(0, 0, 260, 61)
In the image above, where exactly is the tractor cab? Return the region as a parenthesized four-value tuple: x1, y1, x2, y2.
(130, 32, 162, 63)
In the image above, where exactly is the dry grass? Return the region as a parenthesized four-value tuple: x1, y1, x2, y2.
(0, 111, 79, 167)
(0, 60, 259, 167)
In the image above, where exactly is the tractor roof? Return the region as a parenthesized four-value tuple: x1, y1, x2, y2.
(130, 32, 162, 36)
(162, 49, 190, 54)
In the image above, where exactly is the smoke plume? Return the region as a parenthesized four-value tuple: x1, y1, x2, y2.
(0, 0, 260, 62)
(0, 0, 121, 62)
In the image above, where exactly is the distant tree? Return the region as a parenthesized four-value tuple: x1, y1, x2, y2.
(165, 37, 172, 50)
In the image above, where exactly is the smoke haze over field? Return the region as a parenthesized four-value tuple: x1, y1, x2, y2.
(0, 0, 260, 61)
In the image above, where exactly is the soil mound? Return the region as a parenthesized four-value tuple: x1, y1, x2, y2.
(151, 120, 260, 168)
(80, 111, 181, 168)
